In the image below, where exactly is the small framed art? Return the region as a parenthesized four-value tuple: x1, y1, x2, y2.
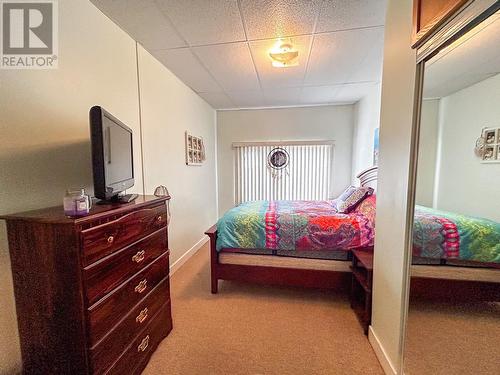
(185, 132, 206, 165)
(480, 127, 500, 163)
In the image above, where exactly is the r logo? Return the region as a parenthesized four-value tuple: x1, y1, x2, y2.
(2, 1, 53, 54)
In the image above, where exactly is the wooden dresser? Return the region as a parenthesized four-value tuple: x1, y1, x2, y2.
(1, 195, 172, 374)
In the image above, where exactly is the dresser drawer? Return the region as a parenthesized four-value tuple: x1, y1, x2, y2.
(81, 204, 167, 266)
(84, 229, 168, 306)
(87, 252, 169, 344)
(106, 303, 172, 375)
(90, 280, 170, 375)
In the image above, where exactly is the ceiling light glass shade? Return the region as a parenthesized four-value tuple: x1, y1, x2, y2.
(269, 41, 299, 67)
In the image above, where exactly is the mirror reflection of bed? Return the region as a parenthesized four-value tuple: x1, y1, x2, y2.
(404, 9, 500, 375)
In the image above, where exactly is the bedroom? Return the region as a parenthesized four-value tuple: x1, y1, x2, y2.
(0, 1, 498, 375)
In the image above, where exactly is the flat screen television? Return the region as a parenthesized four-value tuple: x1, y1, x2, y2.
(89, 106, 134, 201)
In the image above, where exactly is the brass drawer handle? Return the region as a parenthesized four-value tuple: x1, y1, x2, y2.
(134, 279, 147, 294)
(136, 307, 149, 324)
(157, 215, 162, 223)
(132, 250, 146, 263)
(107, 235, 114, 244)
(137, 335, 150, 352)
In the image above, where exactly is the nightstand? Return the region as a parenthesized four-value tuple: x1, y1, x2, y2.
(350, 249, 374, 335)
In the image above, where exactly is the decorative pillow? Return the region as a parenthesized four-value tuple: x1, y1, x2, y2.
(335, 186, 374, 213)
(354, 194, 376, 222)
(337, 185, 357, 201)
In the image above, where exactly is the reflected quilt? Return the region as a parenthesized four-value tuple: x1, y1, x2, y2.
(216, 196, 376, 252)
(413, 206, 500, 264)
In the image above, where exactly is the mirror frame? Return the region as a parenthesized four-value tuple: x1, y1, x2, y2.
(400, 1, 500, 373)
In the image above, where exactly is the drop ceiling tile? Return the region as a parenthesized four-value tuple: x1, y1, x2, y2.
(299, 85, 340, 104)
(250, 35, 312, 89)
(91, 0, 186, 49)
(156, 0, 246, 45)
(198, 92, 235, 109)
(347, 28, 385, 82)
(226, 90, 266, 108)
(424, 73, 496, 99)
(240, 0, 321, 40)
(335, 82, 376, 102)
(192, 42, 260, 91)
(304, 28, 384, 86)
(263, 87, 301, 106)
(151, 48, 222, 93)
(316, 0, 386, 32)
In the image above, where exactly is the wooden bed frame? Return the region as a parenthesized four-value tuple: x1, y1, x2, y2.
(205, 226, 360, 293)
(410, 265, 500, 300)
(205, 167, 378, 294)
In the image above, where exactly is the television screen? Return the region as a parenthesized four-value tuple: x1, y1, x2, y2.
(103, 115, 133, 185)
(90, 106, 134, 201)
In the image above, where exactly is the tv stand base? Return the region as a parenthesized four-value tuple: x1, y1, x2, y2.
(97, 194, 139, 205)
(118, 193, 139, 203)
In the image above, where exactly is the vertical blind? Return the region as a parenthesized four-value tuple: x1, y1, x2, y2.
(233, 141, 334, 204)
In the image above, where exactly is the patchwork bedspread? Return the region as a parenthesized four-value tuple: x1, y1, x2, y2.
(413, 206, 500, 264)
(216, 197, 376, 252)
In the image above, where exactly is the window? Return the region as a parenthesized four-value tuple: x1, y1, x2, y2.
(233, 141, 334, 204)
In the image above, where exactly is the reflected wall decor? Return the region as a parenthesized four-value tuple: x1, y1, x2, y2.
(481, 127, 500, 162)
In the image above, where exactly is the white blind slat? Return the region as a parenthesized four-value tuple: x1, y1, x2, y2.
(234, 143, 333, 204)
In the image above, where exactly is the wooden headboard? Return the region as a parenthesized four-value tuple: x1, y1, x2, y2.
(357, 166, 378, 192)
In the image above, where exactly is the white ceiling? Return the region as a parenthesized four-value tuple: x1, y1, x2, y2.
(91, 0, 386, 109)
(424, 10, 500, 99)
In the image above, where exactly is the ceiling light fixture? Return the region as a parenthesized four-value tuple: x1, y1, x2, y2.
(269, 40, 299, 68)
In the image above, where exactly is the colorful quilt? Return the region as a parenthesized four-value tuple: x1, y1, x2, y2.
(413, 205, 500, 264)
(216, 196, 376, 252)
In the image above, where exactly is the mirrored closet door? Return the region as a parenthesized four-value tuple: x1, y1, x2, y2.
(405, 7, 500, 375)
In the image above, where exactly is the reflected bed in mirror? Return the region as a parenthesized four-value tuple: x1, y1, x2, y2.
(405, 7, 500, 375)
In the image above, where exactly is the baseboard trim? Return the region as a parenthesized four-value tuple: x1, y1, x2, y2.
(368, 326, 397, 375)
(170, 236, 208, 275)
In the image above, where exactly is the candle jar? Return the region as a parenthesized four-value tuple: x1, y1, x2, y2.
(64, 189, 92, 217)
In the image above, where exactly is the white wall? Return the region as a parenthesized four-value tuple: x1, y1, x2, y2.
(137, 45, 217, 266)
(369, 0, 416, 374)
(415, 99, 440, 207)
(0, 1, 141, 372)
(0, 1, 216, 372)
(433, 73, 500, 222)
(351, 83, 382, 183)
(216, 105, 354, 215)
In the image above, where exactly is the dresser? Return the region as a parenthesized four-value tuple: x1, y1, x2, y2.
(1, 195, 172, 374)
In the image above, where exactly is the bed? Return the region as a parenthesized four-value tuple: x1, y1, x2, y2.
(410, 205, 500, 300)
(206, 166, 500, 295)
(205, 167, 378, 293)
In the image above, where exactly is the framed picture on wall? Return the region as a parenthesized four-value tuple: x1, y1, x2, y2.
(480, 127, 500, 163)
(485, 129, 496, 144)
(185, 131, 206, 165)
(483, 146, 495, 161)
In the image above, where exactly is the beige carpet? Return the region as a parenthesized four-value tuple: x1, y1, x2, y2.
(143, 243, 383, 375)
(404, 297, 500, 375)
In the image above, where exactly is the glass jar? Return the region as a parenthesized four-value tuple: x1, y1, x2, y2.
(63, 189, 92, 217)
